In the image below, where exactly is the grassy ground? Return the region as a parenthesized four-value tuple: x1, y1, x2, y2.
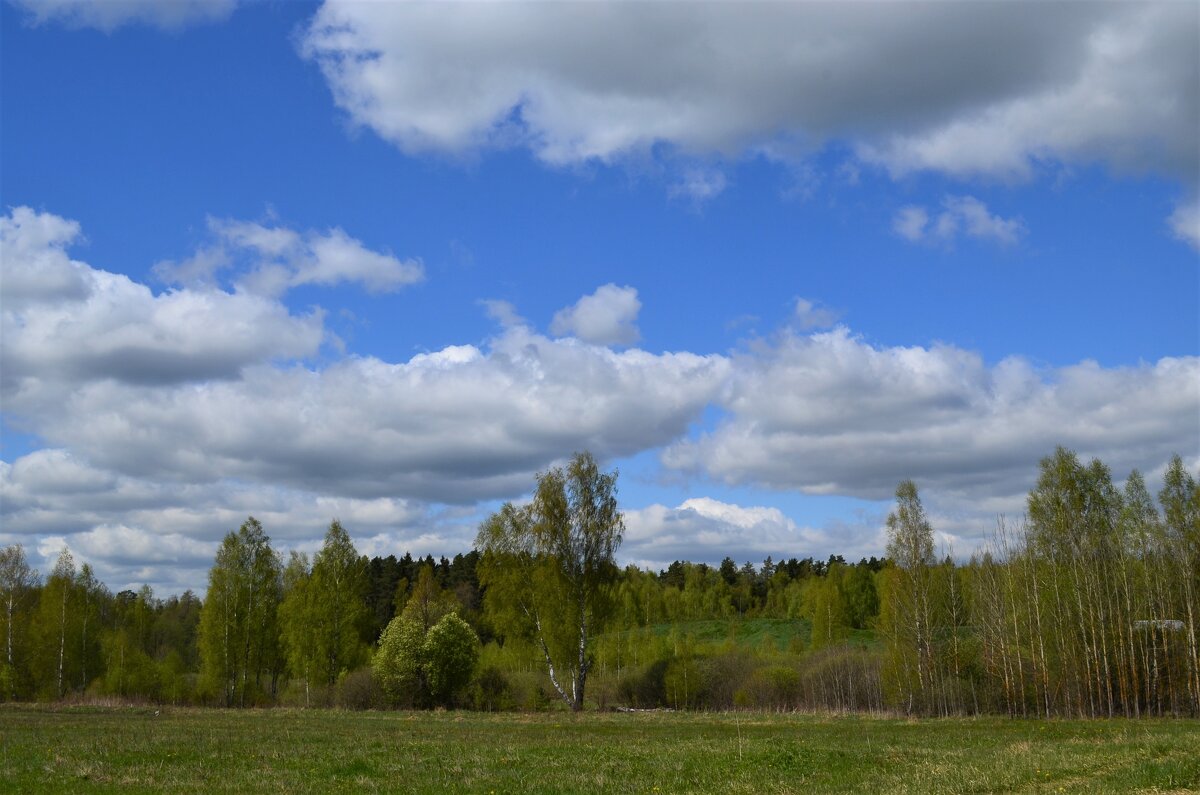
(2, 705, 1197, 794)
(634, 617, 878, 651)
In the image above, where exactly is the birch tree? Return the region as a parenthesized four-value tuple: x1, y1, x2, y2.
(198, 517, 282, 705)
(477, 451, 623, 712)
(880, 480, 936, 713)
(309, 520, 369, 686)
(0, 545, 38, 699)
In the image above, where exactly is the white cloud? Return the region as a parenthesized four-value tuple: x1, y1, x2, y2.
(663, 328, 1199, 507)
(155, 217, 424, 297)
(1, 448, 447, 593)
(669, 168, 728, 203)
(1168, 197, 1200, 250)
(0, 206, 91, 306)
(10, 0, 237, 31)
(480, 299, 526, 330)
(894, 195, 1024, 246)
(792, 298, 839, 330)
(944, 196, 1025, 245)
(858, 4, 1198, 185)
(624, 497, 859, 569)
(1, 208, 324, 395)
(550, 283, 642, 346)
(6, 206, 1196, 590)
(301, 1, 1197, 239)
(893, 206, 929, 243)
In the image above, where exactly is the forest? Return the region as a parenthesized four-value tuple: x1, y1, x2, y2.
(1, 447, 1196, 719)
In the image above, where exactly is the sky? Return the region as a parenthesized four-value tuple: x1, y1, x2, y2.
(1, 0, 1197, 596)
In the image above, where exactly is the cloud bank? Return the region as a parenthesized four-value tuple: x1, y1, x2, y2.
(302, 2, 1198, 236)
(2, 208, 1195, 591)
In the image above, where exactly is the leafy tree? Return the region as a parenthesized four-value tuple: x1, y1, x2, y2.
(1158, 454, 1200, 710)
(880, 480, 936, 712)
(0, 544, 38, 700)
(374, 615, 426, 706)
(422, 613, 480, 705)
(198, 517, 283, 706)
(374, 610, 479, 708)
(309, 520, 370, 686)
(278, 551, 319, 706)
(477, 451, 623, 711)
(809, 566, 850, 649)
(34, 548, 78, 698)
(401, 565, 459, 631)
(75, 563, 106, 692)
(844, 562, 880, 629)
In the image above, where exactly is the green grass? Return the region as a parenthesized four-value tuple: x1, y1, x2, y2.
(615, 618, 877, 652)
(2, 706, 1197, 793)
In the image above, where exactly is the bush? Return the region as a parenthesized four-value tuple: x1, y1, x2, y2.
(471, 665, 511, 711)
(617, 658, 669, 708)
(423, 614, 480, 707)
(374, 617, 425, 707)
(734, 664, 801, 709)
(336, 667, 384, 710)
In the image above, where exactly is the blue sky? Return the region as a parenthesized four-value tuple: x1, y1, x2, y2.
(2, 0, 1197, 594)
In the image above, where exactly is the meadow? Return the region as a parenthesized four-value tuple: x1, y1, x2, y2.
(2, 705, 1197, 794)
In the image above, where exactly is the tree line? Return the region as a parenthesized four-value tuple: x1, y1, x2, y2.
(0, 449, 1195, 717)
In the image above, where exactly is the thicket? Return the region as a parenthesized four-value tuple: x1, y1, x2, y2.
(1, 449, 1195, 717)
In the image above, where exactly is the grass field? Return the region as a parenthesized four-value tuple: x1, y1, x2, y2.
(632, 617, 878, 650)
(2, 705, 1197, 793)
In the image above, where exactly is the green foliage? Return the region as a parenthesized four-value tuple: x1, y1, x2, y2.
(423, 613, 480, 704)
(5, 447, 1196, 718)
(0, 544, 38, 701)
(278, 551, 319, 704)
(809, 570, 850, 650)
(197, 517, 283, 706)
(880, 480, 938, 713)
(478, 451, 624, 711)
(374, 616, 425, 707)
(32, 548, 78, 699)
(309, 520, 371, 686)
(374, 612, 480, 708)
(100, 628, 160, 699)
(400, 565, 460, 631)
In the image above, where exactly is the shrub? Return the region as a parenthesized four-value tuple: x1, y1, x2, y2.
(336, 667, 384, 710)
(423, 613, 480, 707)
(735, 664, 801, 709)
(374, 616, 425, 707)
(471, 665, 511, 711)
(617, 658, 668, 708)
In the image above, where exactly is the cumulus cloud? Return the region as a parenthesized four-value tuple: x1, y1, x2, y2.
(1168, 197, 1200, 250)
(3, 239, 726, 505)
(155, 216, 424, 297)
(5, 206, 1195, 589)
(623, 497, 871, 570)
(792, 298, 839, 330)
(550, 283, 642, 346)
(8, 326, 726, 503)
(0, 448, 445, 593)
(893, 206, 930, 243)
(857, 4, 1199, 185)
(480, 299, 526, 329)
(893, 195, 1024, 246)
(301, 2, 1196, 210)
(1, 208, 324, 396)
(9, 0, 237, 31)
(663, 328, 1199, 508)
(0, 206, 91, 305)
